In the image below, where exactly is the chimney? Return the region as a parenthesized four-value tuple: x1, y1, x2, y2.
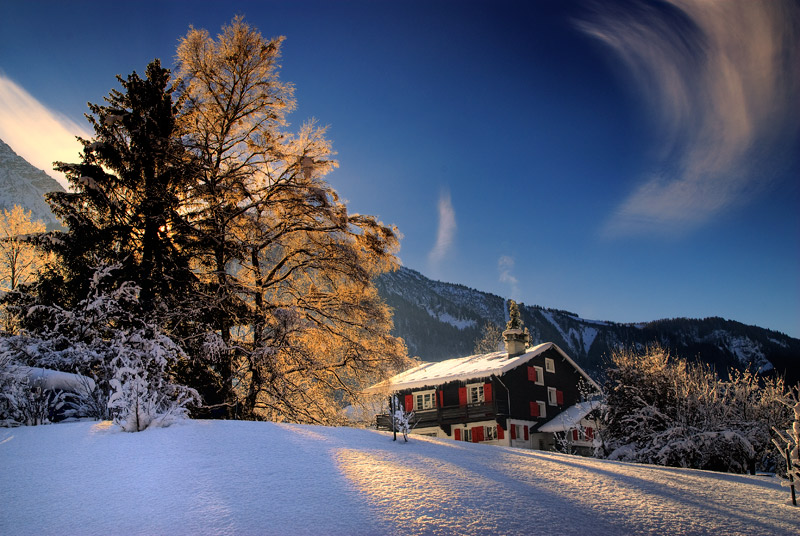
(503, 328, 527, 357)
(503, 299, 528, 357)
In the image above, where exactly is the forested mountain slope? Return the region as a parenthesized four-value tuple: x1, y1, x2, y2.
(376, 267, 800, 382)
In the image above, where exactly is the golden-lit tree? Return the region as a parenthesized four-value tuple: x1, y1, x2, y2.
(0, 205, 50, 332)
(177, 18, 408, 422)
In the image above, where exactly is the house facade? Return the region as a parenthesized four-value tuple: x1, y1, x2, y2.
(370, 328, 601, 451)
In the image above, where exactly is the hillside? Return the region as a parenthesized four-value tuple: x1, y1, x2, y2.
(0, 138, 64, 230)
(1, 420, 797, 535)
(376, 267, 800, 382)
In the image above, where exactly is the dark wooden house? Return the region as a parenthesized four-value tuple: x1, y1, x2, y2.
(370, 328, 601, 450)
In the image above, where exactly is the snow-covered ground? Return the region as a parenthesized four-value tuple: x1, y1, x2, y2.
(1, 420, 797, 535)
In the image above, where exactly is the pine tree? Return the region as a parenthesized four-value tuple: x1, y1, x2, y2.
(39, 59, 197, 316)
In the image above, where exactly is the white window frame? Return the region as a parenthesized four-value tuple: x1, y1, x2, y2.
(463, 428, 472, 442)
(485, 425, 497, 441)
(547, 387, 558, 406)
(534, 366, 544, 386)
(545, 357, 555, 373)
(466, 383, 485, 404)
(414, 389, 437, 410)
(536, 400, 547, 419)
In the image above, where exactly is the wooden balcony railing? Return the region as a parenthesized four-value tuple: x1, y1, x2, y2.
(376, 398, 509, 431)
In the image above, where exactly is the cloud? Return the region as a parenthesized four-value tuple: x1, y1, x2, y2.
(498, 255, 520, 300)
(0, 74, 89, 187)
(580, 0, 800, 236)
(428, 188, 457, 268)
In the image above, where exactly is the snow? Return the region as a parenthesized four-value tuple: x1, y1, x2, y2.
(424, 307, 476, 330)
(538, 401, 599, 433)
(19, 366, 96, 393)
(367, 342, 601, 393)
(1, 420, 798, 535)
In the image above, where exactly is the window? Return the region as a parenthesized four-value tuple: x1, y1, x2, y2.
(547, 387, 558, 406)
(463, 428, 472, 442)
(467, 383, 485, 404)
(485, 425, 498, 441)
(414, 390, 437, 410)
(534, 366, 544, 386)
(545, 358, 555, 373)
(537, 400, 546, 419)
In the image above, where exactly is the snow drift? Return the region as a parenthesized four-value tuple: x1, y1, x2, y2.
(1, 420, 797, 535)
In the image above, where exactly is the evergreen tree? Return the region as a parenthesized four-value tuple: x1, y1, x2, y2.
(38, 59, 196, 316)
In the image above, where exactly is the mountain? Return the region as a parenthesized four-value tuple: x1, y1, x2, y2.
(376, 266, 800, 383)
(0, 138, 65, 230)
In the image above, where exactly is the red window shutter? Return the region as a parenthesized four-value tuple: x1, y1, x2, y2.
(530, 401, 539, 417)
(438, 390, 443, 408)
(454, 429, 461, 441)
(510, 424, 516, 440)
(524, 425, 529, 440)
(472, 426, 483, 443)
(498, 426, 505, 440)
(458, 387, 467, 406)
(556, 390, 564, 405)
(586, 427, 594, 440)
(572, 429, 579, 441)
(405, 394, 413, 412)
(527, 366, 537, 382)
(484, 383, 493, 403)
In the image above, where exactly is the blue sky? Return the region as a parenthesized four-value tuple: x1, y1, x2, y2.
(1, 0, 798, 337)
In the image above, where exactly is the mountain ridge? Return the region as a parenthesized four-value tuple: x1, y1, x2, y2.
(0, 138, 65, 230)
(376, 266, 800, 383)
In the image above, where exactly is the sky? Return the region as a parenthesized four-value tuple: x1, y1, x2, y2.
(0, 0, 798, 337)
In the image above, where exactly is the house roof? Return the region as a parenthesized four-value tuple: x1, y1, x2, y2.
(366, 342, 601, 393)
(537, 401, 600, 433)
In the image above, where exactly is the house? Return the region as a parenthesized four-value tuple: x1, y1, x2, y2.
(369, 323, 602, 451)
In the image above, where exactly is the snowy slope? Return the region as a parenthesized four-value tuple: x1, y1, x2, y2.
(2, 420, 797, 536)
(0, 138, 65, 230)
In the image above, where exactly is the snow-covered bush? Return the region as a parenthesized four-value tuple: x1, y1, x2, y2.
(107, 328, 199, 432)
(0, 356, 72, 426)
(1, 265, 199, 431)
(602, 344, 788, 473)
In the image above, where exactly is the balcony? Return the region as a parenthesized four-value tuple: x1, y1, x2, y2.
(376, 398, 509, 432)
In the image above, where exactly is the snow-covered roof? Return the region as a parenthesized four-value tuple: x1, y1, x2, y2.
(538, 401, 600, 433)
(367, 342, 601, 393)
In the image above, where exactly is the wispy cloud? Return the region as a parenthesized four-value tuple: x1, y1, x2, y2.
(498, 255, 520, 300)
(428, 188, 457, 270)
(580, 0, 800, 237)
(0, 74, 89, 187)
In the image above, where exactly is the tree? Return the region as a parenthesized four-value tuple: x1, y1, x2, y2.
(2, 264, 198, 431)
(473, 322, 502, 355)
(0, 205, 50, 332)
(602, 344, 790, 473)
(175, 18, 407, 423)
(40, 59, 197, 317)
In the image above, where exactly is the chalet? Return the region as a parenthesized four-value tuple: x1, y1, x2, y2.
(369, 325, 601, 451)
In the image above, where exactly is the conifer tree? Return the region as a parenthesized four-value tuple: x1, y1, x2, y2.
(38, 59, 196, 316)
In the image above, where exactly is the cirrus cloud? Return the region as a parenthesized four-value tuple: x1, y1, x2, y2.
(580, 0, 800, 237)
(428, 188, 457, 271)
(0, 74, 89, 188)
